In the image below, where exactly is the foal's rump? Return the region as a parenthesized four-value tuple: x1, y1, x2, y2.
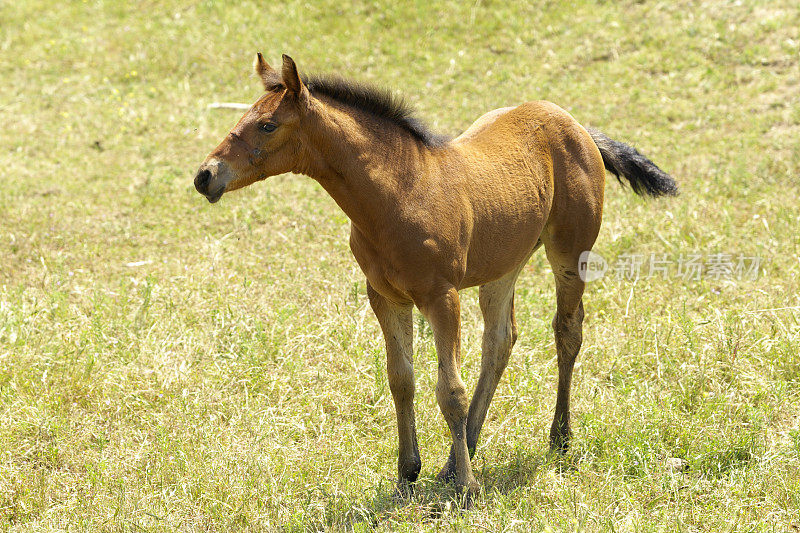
(453, 101, 607, 287)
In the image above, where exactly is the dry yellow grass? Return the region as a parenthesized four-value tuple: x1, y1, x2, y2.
(1, 0, 799, 530)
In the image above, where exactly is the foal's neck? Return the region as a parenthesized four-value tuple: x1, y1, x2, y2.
(297, 100, 436, 234)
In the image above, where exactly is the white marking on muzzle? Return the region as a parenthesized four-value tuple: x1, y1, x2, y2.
(203, 157, 236, 193)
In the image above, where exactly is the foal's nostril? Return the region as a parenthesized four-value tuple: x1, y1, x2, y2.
(194, 168, 212, 194)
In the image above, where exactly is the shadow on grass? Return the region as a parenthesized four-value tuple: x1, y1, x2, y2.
(316, 478, 475, 531)
(479, 446, 581, 495)
(316, 448, 579, 530)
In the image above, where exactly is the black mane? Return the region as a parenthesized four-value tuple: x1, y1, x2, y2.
(302, 74, 450, 148)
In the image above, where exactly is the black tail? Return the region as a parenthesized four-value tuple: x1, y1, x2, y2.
(587, 128, 678, 197)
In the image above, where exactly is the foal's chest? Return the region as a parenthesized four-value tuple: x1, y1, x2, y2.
(348, 225, 413, 303)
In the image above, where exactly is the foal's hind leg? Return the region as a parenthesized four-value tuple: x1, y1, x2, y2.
(540, 132, 604, 451)
(367, 283, 421, 493)
(543, 245, 587, 453)
(470, 269, 523, 454)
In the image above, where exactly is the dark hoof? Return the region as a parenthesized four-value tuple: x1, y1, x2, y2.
(394, 479, 414, 500)
(436, 461, 456, 484)
(437, 461, 480, 509)
(397, 456, 421, 495)
(549, 428, 571, 454)
(458, 479, 481, 510)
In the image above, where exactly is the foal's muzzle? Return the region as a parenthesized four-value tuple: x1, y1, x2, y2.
(194, 160, 228, 203)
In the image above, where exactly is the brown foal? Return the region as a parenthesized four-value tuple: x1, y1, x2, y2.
(194, 54, 677, 499)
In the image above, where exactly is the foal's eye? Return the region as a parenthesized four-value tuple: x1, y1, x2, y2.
(259, 122, 277, 133)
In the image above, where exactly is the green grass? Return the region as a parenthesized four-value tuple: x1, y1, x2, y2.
(1, 0, 799, 530)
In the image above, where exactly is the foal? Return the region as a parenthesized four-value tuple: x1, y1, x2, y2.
(194, 54, 677, 498)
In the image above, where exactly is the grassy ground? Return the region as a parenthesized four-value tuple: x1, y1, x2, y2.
(1, 0, 799, 530)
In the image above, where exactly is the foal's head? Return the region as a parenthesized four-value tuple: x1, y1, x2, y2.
(194, 54, 310, 203)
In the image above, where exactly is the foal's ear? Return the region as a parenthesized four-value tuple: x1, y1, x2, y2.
(281, 54, 307, 98)
(253, 52, 279, 91)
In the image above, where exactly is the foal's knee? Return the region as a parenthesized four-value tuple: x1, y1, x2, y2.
(436, 380, 469, 424)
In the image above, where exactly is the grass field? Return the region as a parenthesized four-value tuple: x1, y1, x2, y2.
(2, 0, 800, 530)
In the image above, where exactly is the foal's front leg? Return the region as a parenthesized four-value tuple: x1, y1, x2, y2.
(417, 287, 480, 498)
(437, 269, 520, 476)
(366, 283, 421, 493)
